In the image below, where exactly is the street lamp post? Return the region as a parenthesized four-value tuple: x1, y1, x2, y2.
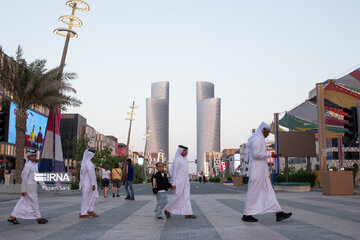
(126, 101, 138, 155)
(143, 128, 150, 181)
(50, 0, 89, 173)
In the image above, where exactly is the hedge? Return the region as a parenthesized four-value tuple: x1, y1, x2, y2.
(209, 177, 220, 182)
(276, 169, 317, 187)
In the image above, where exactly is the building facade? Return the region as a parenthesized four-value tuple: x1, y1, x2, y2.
(204, 152, 222, 177)
(116, 143, 127, 156)
(144, 151, 166, 175)
(196, 82, 221, 174)
(84, 125, 97, 148)
(60, 114, 87, 164)
(60, 113, 119, 168)
(95, 133, 117, 155)
(146, 81, 169, 161)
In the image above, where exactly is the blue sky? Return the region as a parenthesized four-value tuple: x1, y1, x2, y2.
(1, 0, 360, 173)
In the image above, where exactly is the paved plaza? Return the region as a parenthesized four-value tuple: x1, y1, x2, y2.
(0, 182, 359, 240)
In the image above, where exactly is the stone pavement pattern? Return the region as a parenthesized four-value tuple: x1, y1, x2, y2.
(0, 182, 359, 240)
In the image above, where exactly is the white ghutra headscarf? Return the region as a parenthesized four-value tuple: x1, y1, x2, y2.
(245, 122, 272, 163)
(22, 149, 37, 179)
(170, 145, 188, 178)
(79, 149, 95, 189)
(25, 149, 37, 163)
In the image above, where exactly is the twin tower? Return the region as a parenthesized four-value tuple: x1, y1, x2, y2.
(146, 81, 221, 174)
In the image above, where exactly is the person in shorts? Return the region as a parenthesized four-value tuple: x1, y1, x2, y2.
(112, 163, 122, 198)
(101, 166, 111, 198)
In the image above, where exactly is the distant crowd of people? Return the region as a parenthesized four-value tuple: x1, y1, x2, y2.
(99, 159, 135, 200)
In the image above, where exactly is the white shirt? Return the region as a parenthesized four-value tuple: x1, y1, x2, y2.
(102, 169, 111, 179)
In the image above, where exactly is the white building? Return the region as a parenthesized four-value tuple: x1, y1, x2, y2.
(204, 152, 222, 177)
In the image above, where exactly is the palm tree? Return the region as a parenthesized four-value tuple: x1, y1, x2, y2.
(0, 46, 81, 183)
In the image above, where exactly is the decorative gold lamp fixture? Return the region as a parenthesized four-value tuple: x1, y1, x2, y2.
(54, 0, 90, 75)
(53, 0, 90, 39)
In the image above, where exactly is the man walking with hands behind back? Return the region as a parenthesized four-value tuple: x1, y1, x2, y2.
(242, 122, 292, 223)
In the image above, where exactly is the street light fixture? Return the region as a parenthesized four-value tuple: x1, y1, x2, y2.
(66, 0, 90, 11)
(54, 0, 90, 75)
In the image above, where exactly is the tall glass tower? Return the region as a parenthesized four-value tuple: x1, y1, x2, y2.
(196, 81, 221, 175)
(146, 82, 169, 161)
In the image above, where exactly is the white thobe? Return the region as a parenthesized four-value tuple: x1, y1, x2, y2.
(165, 156, 193, 215)
(11, 162, 45, 219)
(243, 134, 282, 215)
(80, 162, 99, 215)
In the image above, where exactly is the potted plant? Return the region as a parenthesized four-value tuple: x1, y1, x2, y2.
(232, 173, 243, 186)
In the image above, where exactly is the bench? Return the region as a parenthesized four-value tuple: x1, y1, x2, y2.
(223, 181, 234, 186)
(273, 182, 310, 192)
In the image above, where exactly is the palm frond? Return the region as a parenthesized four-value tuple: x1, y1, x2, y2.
(0, 46, 82, 110)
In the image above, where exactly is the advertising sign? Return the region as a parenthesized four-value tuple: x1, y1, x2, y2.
(8, 102, 48, 150)
(221, 161, 227, 171)
(278, 132, 316, 157)
(137, 157, 144, 166)
(234, 153, 240, 172)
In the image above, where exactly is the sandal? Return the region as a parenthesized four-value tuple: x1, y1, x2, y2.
(164, 210, 171, 219)
(8, 218, 19, 224)
(185, 215, 197, 219)
(37, 218, 48, 224)
(79, 213, 90, 218)
(88, 211, 99, 217)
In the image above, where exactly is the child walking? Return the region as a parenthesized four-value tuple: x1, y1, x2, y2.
(8, 149, 48, 224)
(152, 162, 172, 219)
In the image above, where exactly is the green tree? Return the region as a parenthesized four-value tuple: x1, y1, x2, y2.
(93, 146, 126, 176)
(133, 163, 145, 184)
(93, 146, 113, 168)
(0, 46, 81, 183)
(95, 148, 127, 188)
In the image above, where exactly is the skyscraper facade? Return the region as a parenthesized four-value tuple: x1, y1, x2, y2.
(196, 81, 221, 176)
(146, 82, 169, 165)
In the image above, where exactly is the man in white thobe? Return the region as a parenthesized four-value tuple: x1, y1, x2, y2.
(242, 122, 292, 222)
(8, 149, 48, 224)
(79, 149, 99, 218)
(164, 145, 197, 219)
